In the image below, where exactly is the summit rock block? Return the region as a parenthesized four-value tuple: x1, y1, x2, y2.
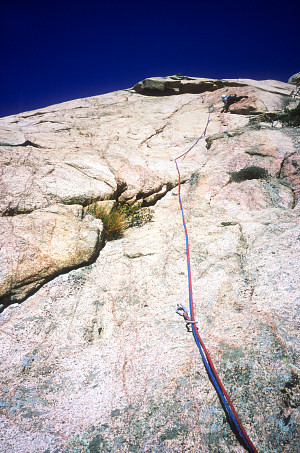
(0, 76, 299, 452)
(288, 71, 300, 85)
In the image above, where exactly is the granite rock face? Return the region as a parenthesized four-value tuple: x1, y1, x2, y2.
(0, 76, 299, 452)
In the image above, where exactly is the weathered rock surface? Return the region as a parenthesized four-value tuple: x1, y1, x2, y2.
(0, 76, 299, 452)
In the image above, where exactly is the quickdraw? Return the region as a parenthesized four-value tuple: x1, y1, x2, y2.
(176, 304, 197, 332)
(174, 112, 258, 453)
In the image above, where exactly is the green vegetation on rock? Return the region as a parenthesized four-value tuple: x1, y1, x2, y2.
(230, 166, 269, 183)
(86, 202, 153, 241)
(280, 102, 300, 127)
(86, 203, 127, 240)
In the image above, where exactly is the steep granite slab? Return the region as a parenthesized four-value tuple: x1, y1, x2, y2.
(0, 187, 299, 452)
(0, 77, 299, 452)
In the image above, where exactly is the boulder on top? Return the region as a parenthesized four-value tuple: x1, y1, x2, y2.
(288, 72, 300, 85)
(132, 76, 224, 95)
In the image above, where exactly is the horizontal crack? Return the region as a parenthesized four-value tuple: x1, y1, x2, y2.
(0, 140, 42, 148)
(140, 125, 167, 146)
(124, 252, 155, 259)
(205, 128, 246, 149)
(64, 162, 117, 191)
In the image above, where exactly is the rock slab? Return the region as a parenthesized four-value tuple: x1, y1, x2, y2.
(0, 76, 299, 452)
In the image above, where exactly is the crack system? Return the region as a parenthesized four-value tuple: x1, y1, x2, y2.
(1, 89, 298, 317)
(0, 175, 183, 312)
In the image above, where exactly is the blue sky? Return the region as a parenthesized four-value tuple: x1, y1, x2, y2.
(0, 0, 299, 117)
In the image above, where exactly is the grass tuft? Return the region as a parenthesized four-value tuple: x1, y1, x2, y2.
(85, 202, 154, 241)
(86, 203, 127, 241)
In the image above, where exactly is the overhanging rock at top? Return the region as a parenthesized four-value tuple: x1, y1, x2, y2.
(132, 75, 298, 98)
(132, 75, 225, 95)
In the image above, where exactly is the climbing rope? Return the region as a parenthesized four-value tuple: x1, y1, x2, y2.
(174, 112, 258, 453)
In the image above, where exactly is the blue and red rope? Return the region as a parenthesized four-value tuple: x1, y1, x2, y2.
(174, 113, 258, 453)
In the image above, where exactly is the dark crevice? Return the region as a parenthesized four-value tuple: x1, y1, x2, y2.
(115, 180, 128, 200)
(132, 78, 224, 96)
(221, 80, 249, 88)
(245, 148, 272, 157)
(35, 120, 60, 124)
(205, 126, 262, 150)
(21, 110, 59, 118)
(140, 125, 167, 146)
(133, 88, 180, 97)
(135, 183, 165, 202)
(64, 163, 118, 192)
(278, 156, 287, 179)
(291, 189, 297, 209)
(142, 182, 174, 207)
(0, 173, 189, 312)
(2, 182, 124, 217)
(132, 175, 190, 207)
(278, 152, 297, 179)
(1, 198, 115, 218)
(143, 177, 191, 207)
(54, 128, 72, 132)
(1, 206, 36, 217)
(0, 140, 42, 148)
(277, 153, 298, 208)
